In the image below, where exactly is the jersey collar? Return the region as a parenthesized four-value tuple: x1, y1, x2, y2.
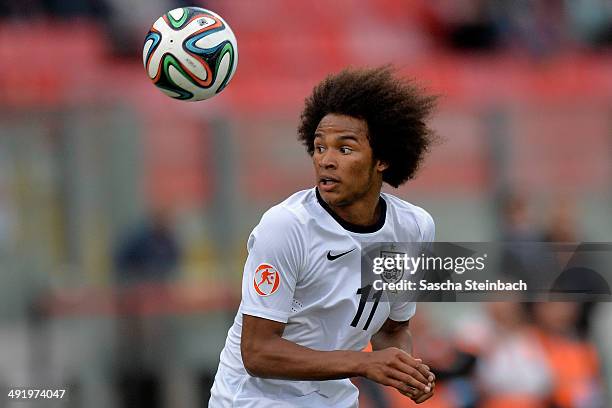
(315, 188, 387, 234)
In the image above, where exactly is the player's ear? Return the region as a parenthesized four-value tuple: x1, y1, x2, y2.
(375, 159, 389, 172)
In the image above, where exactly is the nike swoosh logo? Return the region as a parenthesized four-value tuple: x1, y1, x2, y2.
(327, 248, 356, 261)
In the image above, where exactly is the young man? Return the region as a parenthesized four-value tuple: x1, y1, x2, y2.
(210, 66, 438, 407)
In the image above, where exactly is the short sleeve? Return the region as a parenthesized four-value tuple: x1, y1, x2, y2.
(389, 208, 434, 322)
(420, 210, 435, 243)
(240, 206, 305, 323)
(388, 302, 416, 322)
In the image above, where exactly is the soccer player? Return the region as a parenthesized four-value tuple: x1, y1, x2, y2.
(209, 66, 438, 407)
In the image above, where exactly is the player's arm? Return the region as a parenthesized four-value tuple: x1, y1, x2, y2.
(371, 318, 435, 403)
(371, 317, 414, 353)
(241, 314, 432, 397)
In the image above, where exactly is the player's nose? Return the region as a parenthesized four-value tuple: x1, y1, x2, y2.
(318, 150, 338, 169)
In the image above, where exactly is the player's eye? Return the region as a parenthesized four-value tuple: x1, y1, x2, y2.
(339, 146, 353, 154)
(315, 145, 326, 153)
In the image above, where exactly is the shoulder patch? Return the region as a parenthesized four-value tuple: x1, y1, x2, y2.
(253, 263, 281, 296)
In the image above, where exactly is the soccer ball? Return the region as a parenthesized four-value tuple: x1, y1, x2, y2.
(143, 7, 238, 101)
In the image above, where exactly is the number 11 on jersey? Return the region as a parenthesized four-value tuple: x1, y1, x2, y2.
(350, 284, 382, 330)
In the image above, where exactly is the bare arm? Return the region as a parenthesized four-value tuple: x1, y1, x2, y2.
(371, 317, 414, 353)
(241, 314, 362, 380)
(240, 314, 432, 395)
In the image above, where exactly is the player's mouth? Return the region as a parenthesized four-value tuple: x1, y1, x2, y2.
(319, 176, 340, 191)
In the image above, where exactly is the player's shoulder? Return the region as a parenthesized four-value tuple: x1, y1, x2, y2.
(382, 192, 434, 222)
(247, 190, 314, 254)
(382, 193, 435, 240)
(257, 189, 315, 231)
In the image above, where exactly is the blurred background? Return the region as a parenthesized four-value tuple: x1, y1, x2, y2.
(0, 0, 611, 407)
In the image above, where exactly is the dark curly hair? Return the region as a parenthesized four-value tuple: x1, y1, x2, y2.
(297, 66, 438, 188)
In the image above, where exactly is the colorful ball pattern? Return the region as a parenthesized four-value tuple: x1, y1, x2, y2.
(143, 7, 238, 101)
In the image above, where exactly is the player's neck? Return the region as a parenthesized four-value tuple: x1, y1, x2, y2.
(316, 188, 385, 232)
(332, 195, 382, 227)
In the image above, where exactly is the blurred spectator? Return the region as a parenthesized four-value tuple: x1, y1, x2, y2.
(113, 209, 181, 408)
(500, 193, 540, 242)
(114, 209, 181, 285)
(591, 304, 612, 405)
(542, 196, 578, 243)
(532, 302, 605, 408)
(499, 193, 547, 288)
(533, 302, 581, 337)
(475, 302, 553, 408)
(541, 197, 598, 338)
(421, 0, 501, 51)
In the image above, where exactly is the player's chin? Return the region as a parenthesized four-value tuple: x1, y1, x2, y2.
(318, 186, 343, 203)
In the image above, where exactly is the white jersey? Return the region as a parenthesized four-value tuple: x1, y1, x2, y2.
(210, 188, 434, 407)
